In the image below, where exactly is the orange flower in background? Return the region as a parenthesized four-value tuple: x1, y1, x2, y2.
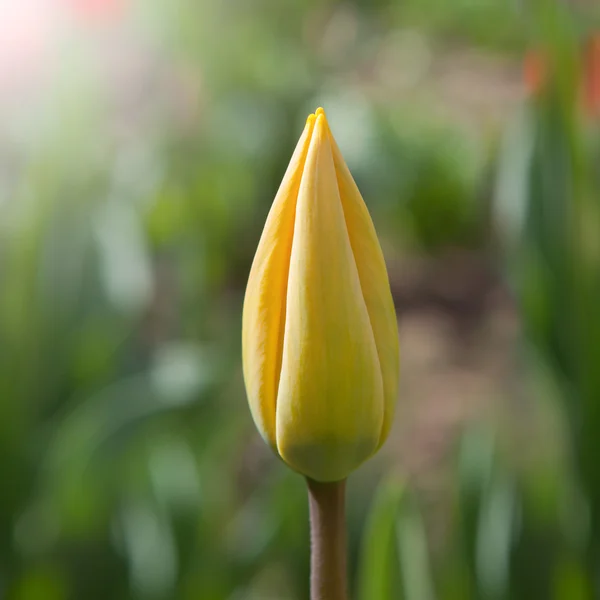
(583, 34, 600, 117)
(523, 34, 600, 119)
(523, 50, 547, 96)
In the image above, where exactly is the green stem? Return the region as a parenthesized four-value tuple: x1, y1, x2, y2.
(306, 478, 348, 600)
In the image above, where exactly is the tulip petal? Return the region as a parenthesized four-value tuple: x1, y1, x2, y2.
(242, 115, 316, 449)
(328, 129, 400, 448)
(276, 114, 384, 481)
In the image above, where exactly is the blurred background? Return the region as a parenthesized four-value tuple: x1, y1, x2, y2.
(2, 0, 600, 598)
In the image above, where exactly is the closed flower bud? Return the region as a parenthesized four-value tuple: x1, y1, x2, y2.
(242, 108, 399, 482)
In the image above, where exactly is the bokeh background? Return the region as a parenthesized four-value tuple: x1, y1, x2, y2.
(2, 0, 600, 598)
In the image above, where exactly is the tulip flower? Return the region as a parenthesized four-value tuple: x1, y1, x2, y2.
(242, 107, 399, 599)
(242, 107, 399, 484)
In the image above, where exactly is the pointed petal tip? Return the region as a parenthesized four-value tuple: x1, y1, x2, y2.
(314, 112, 329, 139)
(306, 108, 328, 140)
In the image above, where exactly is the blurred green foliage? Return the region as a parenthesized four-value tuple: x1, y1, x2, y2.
(1, 0, 600, 598)
(363, 3, 600, 599)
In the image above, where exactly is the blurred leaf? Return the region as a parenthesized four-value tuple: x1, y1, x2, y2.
(553, 557, 593, 600)
(116, 499, 178, 599)
(9, 565, 67, 600)
(396, 493, 436, 600)
(357, 474, 404, 600)
(476, 472, 517, 600)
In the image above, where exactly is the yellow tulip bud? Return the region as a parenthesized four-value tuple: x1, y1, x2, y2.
(242, 108, 399, 482)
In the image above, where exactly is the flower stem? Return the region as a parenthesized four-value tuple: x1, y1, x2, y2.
(306, 478, 348, 600)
